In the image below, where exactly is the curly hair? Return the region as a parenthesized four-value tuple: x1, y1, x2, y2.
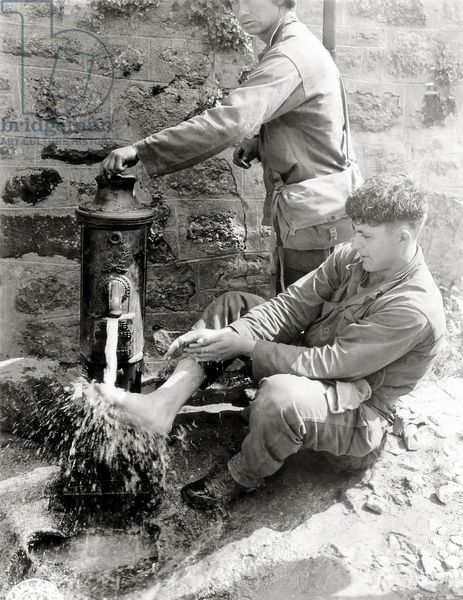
(346, 174, 427, 231)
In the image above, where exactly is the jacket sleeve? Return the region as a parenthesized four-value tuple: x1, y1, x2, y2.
(250, 302, 431, 382)
(230, 248, 345, 342)
(132, 53, 302, 177)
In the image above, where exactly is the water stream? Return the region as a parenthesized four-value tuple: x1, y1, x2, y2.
(103, 317, 119, 387)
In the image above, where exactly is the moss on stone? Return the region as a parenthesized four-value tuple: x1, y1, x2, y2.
(16, 275, 78, 314)
(388, 33, 437, 79)
(420, 89, 456, 127)
(92, 0, 160, 16)
(175, 0, 252, 52)
(151, 159, 238, 199)
(2, 33, 82, 62)
(2, 169, 62, 205)
(434, 46, 463, 87)
(348, 91, 402, 132)
(187, 212, 245, 250)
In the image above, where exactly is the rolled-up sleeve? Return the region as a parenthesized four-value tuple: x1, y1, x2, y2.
(133, 53, 301, 177)
(251, 303, 431, 382)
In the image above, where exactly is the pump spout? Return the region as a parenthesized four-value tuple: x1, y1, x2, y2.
(105, 275, 131, 318)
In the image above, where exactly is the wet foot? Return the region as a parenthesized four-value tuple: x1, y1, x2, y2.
(93, 383, 176, 437)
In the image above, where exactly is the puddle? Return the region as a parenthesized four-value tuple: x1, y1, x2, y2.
(31, 526, 159, 598)
(33, 527, 158, 573)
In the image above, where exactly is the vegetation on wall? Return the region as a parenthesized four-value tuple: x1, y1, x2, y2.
(434, 46, 463, 88)
(177, 0, 253, 51)
(420, 43, 463, 127)
(92, 0, 160, 16)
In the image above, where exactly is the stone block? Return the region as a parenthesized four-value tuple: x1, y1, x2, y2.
(434, 43, 463, 88)
(387, 32, 439, 81)
(362, 49, 386, 79)
(94, 35, 150, 80)
(337, 46, 363, 79)
(347, 87, 403, 132)
(0, 213, 79, 259)
(296, 1, 323, 26)
(19, 318, 80, 363)
(0, 357, 62, 433)
(144, 310, 199, 335)
(41, 143, 115, 166)
(443, 0, 463, 27)
(347, 0, 427, 26)
(197, 253, 271, 295)
(420, 193, 463, 287)
(104, 1, 198, 38)
(176, 198, 246, 260)
(148, 158, 239, 199)
(110, 78, 200, 140)
(146, 262, 198, 312)
(14, 267, 80, 316)
(1, 257, 80, 358)
(1, 25, 85, 72)
(349, 29, 385, 47)
(0, 77, 10, 92)
(418, 88, 456, 128)
(149, 37, 212, 85)
(357, 134, 412, 179)
(0, 168, 63, 206)
(25, 66, 112, 137)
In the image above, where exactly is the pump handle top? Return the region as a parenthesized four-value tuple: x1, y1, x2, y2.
(95, 173, 138, 189)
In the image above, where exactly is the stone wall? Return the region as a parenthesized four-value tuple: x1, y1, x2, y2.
(0, 0, 462, 371)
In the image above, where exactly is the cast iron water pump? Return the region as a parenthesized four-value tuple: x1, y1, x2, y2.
(76, 175, 155, 392)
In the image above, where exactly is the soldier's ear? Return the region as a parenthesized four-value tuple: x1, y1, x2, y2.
(398, 227, 413, 244)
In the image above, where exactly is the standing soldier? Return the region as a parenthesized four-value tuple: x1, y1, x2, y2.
(101, 0, 362, 290)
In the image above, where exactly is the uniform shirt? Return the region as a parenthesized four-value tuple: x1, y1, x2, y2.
(230, 244, 446, 422)
(133, 12, 348, 224)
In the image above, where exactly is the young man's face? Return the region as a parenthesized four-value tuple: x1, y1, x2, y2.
(230, 0, 282, 36)
(351, 222, 404, 274)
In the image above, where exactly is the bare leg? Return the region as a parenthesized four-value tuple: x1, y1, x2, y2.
(95, 357, 205, 436)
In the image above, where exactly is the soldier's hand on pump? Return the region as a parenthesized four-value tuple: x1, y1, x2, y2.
(101, 145, 140, 177)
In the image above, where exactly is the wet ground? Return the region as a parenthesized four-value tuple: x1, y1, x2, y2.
(1, 376, 463, 600)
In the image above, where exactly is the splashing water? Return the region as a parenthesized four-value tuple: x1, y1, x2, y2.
(17, 376, 169, 518)
(103, 317, 119, 387)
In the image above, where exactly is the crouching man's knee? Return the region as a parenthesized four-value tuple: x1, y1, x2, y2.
(250, 374, 326, 440)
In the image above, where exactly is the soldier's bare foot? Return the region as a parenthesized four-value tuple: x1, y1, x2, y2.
(94, 383, 175, 437)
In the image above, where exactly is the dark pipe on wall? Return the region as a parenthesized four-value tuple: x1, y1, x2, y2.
(323, 0, 337, 63)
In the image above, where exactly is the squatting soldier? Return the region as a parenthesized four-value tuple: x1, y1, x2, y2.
(97, 174, 446, 509)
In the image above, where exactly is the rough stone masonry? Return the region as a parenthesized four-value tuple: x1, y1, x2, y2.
(0, 0, 462, 378)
